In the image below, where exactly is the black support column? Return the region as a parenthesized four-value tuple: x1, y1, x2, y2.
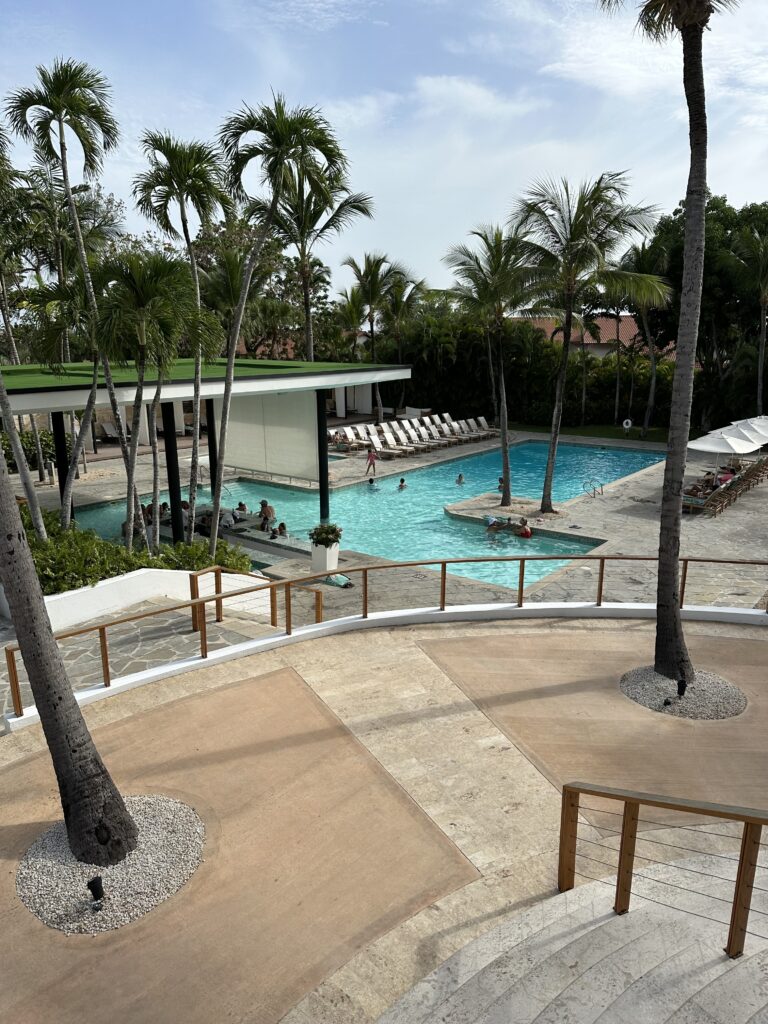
(51, 410, 70, 509)
(161, 402, 184, 544)
(205, 398, 218, 491)
(316, 389, 330, 522)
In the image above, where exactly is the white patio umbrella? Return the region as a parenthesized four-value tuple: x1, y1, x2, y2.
(687, 433, 760, 475)
(710, 423, 768, 447)
(731, 417, 768, 441)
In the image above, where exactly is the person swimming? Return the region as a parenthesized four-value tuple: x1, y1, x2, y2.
(456, 473, 465, 485)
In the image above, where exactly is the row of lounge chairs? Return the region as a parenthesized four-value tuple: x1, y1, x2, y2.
(682, 457, 768, 516)
(329, 413, 498, 458)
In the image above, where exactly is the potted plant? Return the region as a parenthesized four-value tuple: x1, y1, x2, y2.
(308, 522, 342, 573)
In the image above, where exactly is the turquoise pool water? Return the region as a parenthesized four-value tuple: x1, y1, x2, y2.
(75, 442, 663, 589)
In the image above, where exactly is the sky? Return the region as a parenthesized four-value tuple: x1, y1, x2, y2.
(1, 0, 767, 291)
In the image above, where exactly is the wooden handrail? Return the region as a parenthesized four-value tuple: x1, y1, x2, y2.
(5, 553, 766, 721)
(557, 781, 768, 958)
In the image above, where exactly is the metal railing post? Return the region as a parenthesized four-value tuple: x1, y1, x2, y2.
(98, 627, 111, 687)
(362, 569, 369, 619)
(190, 574, 200, 632)
(285, 583, 292, 635)
(5, 647, 23, 717)
(596, 558, 606, 607)
(215, 567, 224, 622)
(679, 559, 689, 609)
(614, 801, 639, 914)
(517, 560, 526, 608)
(440, 562, 447, 611)
(315, 589, 324, 624)
(557, 786, 580, 892)
(726, 822, 762, 958)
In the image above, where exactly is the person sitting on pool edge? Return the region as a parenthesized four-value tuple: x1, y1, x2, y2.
(233, 500, 248, 521)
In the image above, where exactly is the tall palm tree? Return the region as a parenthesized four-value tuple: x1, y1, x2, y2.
(599, 1, 738, 683)
(6, 58, 119, 527)
(98, 252, 208, 550)
(381, 274, 426, 407)
(335, 284, 366, 359)
(511, 173, 663, 513)
(209, 97, 346, 555)
(729, 227, 768, 415)
(267, 166, 373, 360)
(0, 444, 137, 865)
(621, 240, 670, 437)
(342, 252, 408, 423)
(444, 226, 534, 506)
(133, 132, 228, 539)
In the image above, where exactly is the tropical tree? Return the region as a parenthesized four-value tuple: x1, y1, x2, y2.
(98, 252, 209, 549)
(342, 252, 408, 423)
(0, 444, 137, 865)
(599, 0, 739, 684)
(444, 226, 534, 506)
(209, 97, 346, 554)
(133, 132, 228, 538)
(728, 227, 768, 414)
(621, 240, 670, 437)
(6, 58, 119, 525)
(267, 166, 373, 360)
(511, 172, 663, 513)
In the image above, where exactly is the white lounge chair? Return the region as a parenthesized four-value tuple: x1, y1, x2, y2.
(467, 418, 493, 439)
(382, 428, 414, 454)
(425, 421, 458, 446)
(343, 426, 367, 449)
(458, 419, 486, 440)
(369, 434, 402, 459)
(403, 423, 434, 450)
(444, 421, 472, 444)
(394, 425, 428, 451)
(478, 416, 499, 435)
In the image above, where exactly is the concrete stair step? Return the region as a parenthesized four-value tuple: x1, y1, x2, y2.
(666, 948, 768, 1024)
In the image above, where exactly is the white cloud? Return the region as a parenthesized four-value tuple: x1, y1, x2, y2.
(212, 0, 378, 31)
(412, 76, 547, 121)
(324, 91, 403, 131)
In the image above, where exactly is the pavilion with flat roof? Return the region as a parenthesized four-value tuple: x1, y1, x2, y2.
(3, 358, 411, 540)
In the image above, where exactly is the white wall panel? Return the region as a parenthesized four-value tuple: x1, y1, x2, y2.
(214, 392, 318, 480)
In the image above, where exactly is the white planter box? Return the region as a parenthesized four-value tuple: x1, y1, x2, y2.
(311, 543, 339, 573)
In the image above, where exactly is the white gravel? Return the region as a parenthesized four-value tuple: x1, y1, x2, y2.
(620, 666, 748, 720)
(16, 795, 205, 934)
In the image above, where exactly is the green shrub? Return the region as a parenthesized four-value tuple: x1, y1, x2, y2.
(308, 522, 342, 547)
(23, 509, 251, 595)
(1, 428, 71, 472)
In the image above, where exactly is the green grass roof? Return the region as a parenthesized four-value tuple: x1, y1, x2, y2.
(3, 358, 401, 393)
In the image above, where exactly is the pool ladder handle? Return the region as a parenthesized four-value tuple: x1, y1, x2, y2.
(583, 477, 604, 498)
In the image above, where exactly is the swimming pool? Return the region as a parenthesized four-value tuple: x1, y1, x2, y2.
(75, 442, 663, 589)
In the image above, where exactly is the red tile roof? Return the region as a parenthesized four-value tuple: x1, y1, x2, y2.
(526, 314, 641, 346)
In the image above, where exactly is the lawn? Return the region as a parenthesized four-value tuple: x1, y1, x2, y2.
(509, 422, 669, 444)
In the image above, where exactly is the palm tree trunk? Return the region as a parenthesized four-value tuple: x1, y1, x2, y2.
(0, 445, 137, 865)
(498, 336, 511, 507)
(641, 310, 657, 439)
(0, 370, 48, 539)
(124, 343, 147, 553)
(301, 257, 314, 361)
(613, 312, 621, 425)
(100, 355, 149, 550)
(0, 271, 21, 364)
(370, 314, 384, 424)
(757, 302, 766, 416)
(540, 304, 572, 513)
(209, 193, 279, 557)
(60, 358, 99, 529)
(30, 417, 47, 483)
(486, 328, 498, 425)
(653, 24, 707, 686)
(580, 330, 587, 426)
(180, 205, 202, 543)
(148, 378, 163, 552)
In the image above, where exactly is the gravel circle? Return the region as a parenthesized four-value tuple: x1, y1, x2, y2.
(620, 666, 748, 720)
(16, 795, 205, 934)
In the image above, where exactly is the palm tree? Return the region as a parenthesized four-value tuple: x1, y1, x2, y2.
(6, 58, 119, 526)
(98, 252, 205, 550)
(599, 1, 738, 684)
(209, 97, 346, 555)
(729, 227, 768, 414)
(267, 166, 373, 360)
(621, 241, 670, 438)
(511, 173, 663, 513)
(342, 252, 408, 423)
(381, 273, 426, 407)
(0, 444, 137, 864)
(133, 132, 228, 539)
(444, 226, 534, 506)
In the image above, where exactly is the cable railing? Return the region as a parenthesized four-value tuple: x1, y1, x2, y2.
(558, 781, 768, 958)
(4, 553, 767, 720)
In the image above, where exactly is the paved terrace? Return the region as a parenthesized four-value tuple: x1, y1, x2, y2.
(2, 618, 768, 1024)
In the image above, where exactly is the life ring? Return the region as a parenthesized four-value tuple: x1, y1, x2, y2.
(622, 418, 633, 431)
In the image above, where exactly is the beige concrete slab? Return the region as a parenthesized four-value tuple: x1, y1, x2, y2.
(420, 631, 768, 820)
(0, 667, 477, 1024)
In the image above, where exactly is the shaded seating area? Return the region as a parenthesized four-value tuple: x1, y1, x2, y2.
(682, 457, 768, 516)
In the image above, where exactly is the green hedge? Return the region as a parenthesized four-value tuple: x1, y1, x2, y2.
(24, 509, 252, 595)
(1, 429, 71, 472)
